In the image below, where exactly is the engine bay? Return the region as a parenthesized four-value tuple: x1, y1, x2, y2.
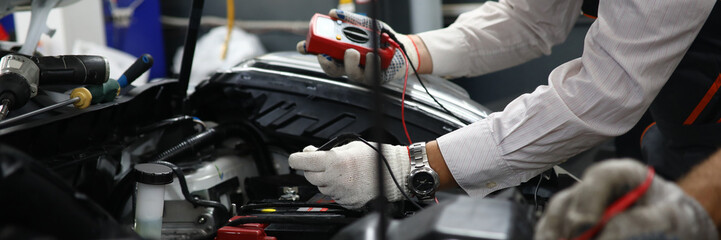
(0, 51, 579, 239)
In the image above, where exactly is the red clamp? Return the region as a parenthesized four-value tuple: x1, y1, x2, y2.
(569, 167, 656, 240)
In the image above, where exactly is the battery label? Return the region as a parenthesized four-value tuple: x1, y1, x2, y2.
(297, 207, 329, 212)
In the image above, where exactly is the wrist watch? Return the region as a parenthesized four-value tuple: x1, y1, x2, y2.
(407, 142, 440, 200)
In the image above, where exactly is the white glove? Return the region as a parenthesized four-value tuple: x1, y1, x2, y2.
(288, 141, 410, 209)
(535, 159, 718, 240)
(297, 9, 419, 85)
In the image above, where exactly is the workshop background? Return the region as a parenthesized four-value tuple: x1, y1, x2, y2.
(6, 0, 591, 111)
(159, 0, 592, 110)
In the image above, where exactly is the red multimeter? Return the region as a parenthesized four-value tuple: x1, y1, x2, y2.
(305, 13, 397, 69)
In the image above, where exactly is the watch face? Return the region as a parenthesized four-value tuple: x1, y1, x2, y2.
(411, 172, 436, 193)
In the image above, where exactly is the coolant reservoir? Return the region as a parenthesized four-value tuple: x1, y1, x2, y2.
(134, 163, 173, 239)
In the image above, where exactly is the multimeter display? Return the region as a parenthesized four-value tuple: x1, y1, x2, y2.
(305, 13, 396, 69)
(314, 16, 336, 39)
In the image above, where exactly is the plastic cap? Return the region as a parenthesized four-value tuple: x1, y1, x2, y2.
(70, 87, 91, 109)
(134, 163, 173, 185)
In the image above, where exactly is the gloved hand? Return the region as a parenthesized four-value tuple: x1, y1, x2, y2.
(296, 9, 419, 85)
(288, 141, 410, 209)
(535, 159, 718, 240)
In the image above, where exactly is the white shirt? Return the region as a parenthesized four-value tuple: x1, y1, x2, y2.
(418, 0, 716, 196)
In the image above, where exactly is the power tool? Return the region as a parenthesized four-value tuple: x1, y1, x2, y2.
(0, 54, 109, 120)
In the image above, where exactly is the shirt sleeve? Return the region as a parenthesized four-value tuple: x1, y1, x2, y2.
(417, 0, 583, 77)
(435, 0, 716, 197)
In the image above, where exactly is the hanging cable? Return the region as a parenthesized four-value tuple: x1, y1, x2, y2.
(369, 2, 389, 240)
(388, 40, 413, 145)
(401, 57, 412, 144)
(383, 30, 471, 126)
(221, 0, 234, 60)
(390, 36, 442, 205)
(176, 0, 206, 101)
(396, 42, 437, 206)
(534, 173, 544, 211)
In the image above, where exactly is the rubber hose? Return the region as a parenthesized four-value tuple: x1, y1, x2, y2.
(154, 161, 230, 226)
(153, 128, 217, 163)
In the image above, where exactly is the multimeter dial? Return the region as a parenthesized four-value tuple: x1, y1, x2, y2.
(313, 16, 373, 47)
(342, 26, 369, 44)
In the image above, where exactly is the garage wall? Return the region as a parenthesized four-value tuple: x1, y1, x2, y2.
(160, 0, 591, 112)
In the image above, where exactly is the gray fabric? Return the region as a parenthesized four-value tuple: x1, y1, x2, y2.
(535, 159, 718, 240)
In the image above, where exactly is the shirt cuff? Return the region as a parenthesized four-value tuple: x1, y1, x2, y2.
(416, 27, 471, 78)
(436, 119, 517, 197)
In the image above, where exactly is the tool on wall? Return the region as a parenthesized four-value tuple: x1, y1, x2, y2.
(0, 54, 109, 119)
(0, 53, 152, 125)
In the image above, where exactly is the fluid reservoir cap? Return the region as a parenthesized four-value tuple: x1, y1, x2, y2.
(134, 163, 173, 185)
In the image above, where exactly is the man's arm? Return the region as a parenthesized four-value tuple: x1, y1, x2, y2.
(423, 0, 715, 197)
(415, 0, 583, 78)
(679, 150, 721, 229)
(407, 35, 433, 75)
(426, 140, 457, 190)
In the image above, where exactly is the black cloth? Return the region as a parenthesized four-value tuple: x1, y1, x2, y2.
(642, 1, 721, 180)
